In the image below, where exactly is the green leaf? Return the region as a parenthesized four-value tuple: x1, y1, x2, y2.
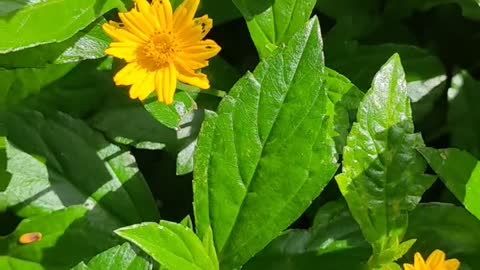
(175, 108, 206, 175)
(447, 71, 480, 158)
(233, 0, 316, 58)
(193, 18, 338, 269)
(0, 0, 123, 53)
(418, 147, 480, 220)
(335, 54, 435, 267)
(385, 0, 480, 21)
(0, 109, 159, 224)
(404, 203, 480, 269)
(71, 243, 153, 270)
(0, 63, 77, 106)
(324, 67, 364, 155)
(243, 201, 371, 270)
(116, 221, 219, 270)
(0, 206, 122, 270)
(144, 92, 196, 130)
(0, 135, 11, 193)
(0, 18, 110, 68)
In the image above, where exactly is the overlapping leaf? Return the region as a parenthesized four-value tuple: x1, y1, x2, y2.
(194, 18, 338, 269)
(233, 0, 316, 58)
(336, 55, 436, 267)
(419, 147, 480, 220)
(447, 71, 480, 158)
(116, 221, 218, 270)
(71, 243, 153, 270)
(0, 0, 123, 53)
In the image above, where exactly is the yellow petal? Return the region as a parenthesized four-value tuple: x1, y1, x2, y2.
(175, 53, 209, 69)
(129, 71, 154, 99)
(177, 15, 213, 44)
(135, 0, 158, 29)
(138, 72, 156, 100)
(444, 259, 460, 270)
(164, 63, 177, 105)
(403, 264, 415, 270)
(173, 0, 200, 24)
(414, 253, 428, 270)
(152, 0, 173, 29)
(105, 42, 138, 62)
(103, 23, 145, 43)
(154, 70, 165, 103)
(180, 45, 221, 62)
(119, 12, 151, 39)
(114, 62, 144, 86)
(426, 250, 446, 269)
(178, 71, 209, 89)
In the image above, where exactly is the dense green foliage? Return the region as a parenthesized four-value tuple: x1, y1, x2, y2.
(1, 0, 480, 269)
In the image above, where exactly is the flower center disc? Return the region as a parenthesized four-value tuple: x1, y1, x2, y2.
(138, 33, 176, 70)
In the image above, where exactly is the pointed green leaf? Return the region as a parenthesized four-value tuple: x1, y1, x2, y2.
(116, 221, 218, 270)
(336, 54, 435, 267)
(0, 0, 123, 53)
(233, 0, 316, 58)
(418, 147, 480, 220)
(71, 243, 153, 270)
(193, 18, 338, 269)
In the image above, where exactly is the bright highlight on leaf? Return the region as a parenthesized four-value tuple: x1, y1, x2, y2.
(103, 0, 221, 105)
(403, 250, 460, 270)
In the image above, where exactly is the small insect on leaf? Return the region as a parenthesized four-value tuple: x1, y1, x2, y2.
(19, 232, 42, 245)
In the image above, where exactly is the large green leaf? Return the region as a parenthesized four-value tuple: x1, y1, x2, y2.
(336, 55, 435, 267)
(71, 243, 153, 270)
(418, 147, 480, 220)
(233, 0, 316, 58)
(0, 0, 123, 53)
(0, 18, 110, 68)
(0, 206, 121, 270)
(116, 221, 218, 270)
(447, 71, 480, 158)
(404, 203, 480, 269)
(193, 18, 338, 269)
(243, 201, 371, 270)
(0, 109, 159, 224)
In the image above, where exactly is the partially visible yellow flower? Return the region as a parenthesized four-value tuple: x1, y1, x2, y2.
(403, 250, 460, 270)
(103, 0, 221, 105)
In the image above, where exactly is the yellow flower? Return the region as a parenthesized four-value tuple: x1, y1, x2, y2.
(102, 0, 221, 105)
(403, 250, 460, 270)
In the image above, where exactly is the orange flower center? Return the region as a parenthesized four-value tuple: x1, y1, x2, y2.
(138, 32, 177, 70)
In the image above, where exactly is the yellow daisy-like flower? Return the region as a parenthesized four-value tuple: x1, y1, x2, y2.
(102, 0, 221, 104)
(403, 250, 460, 270)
